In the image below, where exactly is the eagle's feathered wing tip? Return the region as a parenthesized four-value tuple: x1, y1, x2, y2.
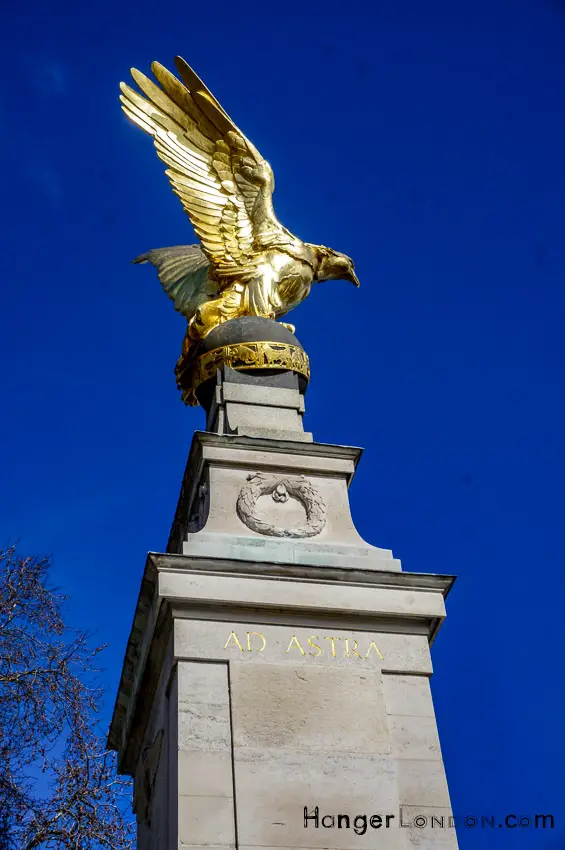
(131, 253, 149, 265)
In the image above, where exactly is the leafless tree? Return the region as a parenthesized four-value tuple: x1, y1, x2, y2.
(0, 545, 134, 850)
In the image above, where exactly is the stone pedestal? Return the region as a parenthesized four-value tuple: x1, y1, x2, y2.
(109, 370, 458, 850)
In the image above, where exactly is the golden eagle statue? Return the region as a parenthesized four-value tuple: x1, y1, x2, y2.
(120, 57, 359, 402)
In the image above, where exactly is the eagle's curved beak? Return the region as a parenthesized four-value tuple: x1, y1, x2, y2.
(346, 269, 361, 287)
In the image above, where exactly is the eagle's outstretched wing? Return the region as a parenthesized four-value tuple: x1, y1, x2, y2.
(132, 244, 214, 319)
(120, 58, 287, 280)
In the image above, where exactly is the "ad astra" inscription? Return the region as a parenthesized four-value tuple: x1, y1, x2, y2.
(223, 631, 384, 660)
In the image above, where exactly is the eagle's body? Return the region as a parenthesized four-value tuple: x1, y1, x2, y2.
(121, 57, 359, 364)
(217, 244, 318, 317)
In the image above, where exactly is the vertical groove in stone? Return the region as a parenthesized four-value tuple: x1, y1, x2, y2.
(227, 662, 240, 850)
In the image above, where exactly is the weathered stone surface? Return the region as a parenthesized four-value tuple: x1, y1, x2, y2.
(177, 662, 236, 848)
(383, 673, 436, 717)
(178, 795, 235, 846)
(228, 660, 403, 849)
(178, 663, 232, 753)
(233, 749, 402, 849)
(389, 715, 442, 761)
(230, 663, 390, 753)
(178, 751, 233, 797)
(397, 758, 452, 808)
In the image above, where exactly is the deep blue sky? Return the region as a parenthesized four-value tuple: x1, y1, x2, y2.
(1, 0, 564, 845)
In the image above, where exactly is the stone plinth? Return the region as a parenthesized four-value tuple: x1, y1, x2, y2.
(109, 552, 457, 850)
(109, 366, 458, 849)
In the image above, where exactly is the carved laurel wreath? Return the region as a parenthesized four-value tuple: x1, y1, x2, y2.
(236, 472, 327, 539)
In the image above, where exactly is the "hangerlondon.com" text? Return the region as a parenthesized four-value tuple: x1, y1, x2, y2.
(303, 806, 554, 833)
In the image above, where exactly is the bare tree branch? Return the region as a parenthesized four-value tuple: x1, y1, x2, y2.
(0, 546, 135, 850)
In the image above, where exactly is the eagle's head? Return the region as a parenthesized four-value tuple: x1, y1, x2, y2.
(314, 246, 360, 287)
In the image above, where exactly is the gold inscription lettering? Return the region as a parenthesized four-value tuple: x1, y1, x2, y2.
(323, 636, 340, 657)
(223, 631, 384, 660)
(286, 635, 306, 655)
(365, 641, 384, 660)
(308, 636, 322, 657)
(246, 631, 266, 652)
(345, 638, 363, 659)
(224, 631, 244, 652)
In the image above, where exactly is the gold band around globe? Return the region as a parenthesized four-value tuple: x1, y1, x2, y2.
(176, 340, 310, 405)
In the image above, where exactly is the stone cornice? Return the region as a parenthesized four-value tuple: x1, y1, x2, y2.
(108, 550, 455, 767)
